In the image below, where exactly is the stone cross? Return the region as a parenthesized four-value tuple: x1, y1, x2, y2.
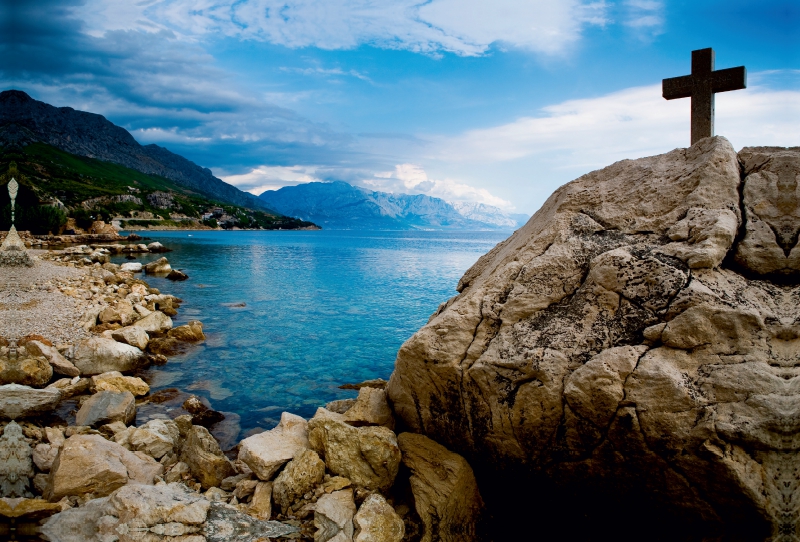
(662, 48, 746, 145)
(8, 178, 18, 225)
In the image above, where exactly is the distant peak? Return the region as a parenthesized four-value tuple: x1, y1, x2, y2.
(0, 90, 34, 102)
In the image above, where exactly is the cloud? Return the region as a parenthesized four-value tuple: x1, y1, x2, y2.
(431, 76, 800, 172)
(75, 0, 609, 57)
(220, 165, 323, 194)
(361, 164, 514, 210)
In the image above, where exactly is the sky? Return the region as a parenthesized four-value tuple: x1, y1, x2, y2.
(1, 0, 798, 215)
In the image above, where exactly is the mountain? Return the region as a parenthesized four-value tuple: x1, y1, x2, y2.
(451, 201, 529, 229)
(258, 181, 525, 230)
(0, 90, 274, 212)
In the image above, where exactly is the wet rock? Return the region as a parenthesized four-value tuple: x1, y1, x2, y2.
(92, 371, 150, 396)
(338, 378, 388, 391)
(132, 310, 173, 335)
(167, 269, 189, 281)
(273, 449, 326, 514)
(343, 387, 394, 429)
(75, 390, 136, 427)
(147, 336, 182, 355)
(180, 424, 235, 489)
(239, 412, 310, 481)
(398, 433, 483, 542)
(130, 419, 180, 459)
(353, 493, 404, 542)
(144, 257, 172, 274)
(308, 412, 400, 492)
(110, 325, 150, 350)
(315, 489, 356, 542)
(0, 384, 61, 419)
(72, 337, 146, 375)
(168, 320, 206, 342)
(326, 399, 356, 414)
(47, 434, 163, 500)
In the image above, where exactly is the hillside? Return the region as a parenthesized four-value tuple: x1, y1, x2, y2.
(0, 143, 317, 233)
(0, 90, 274, 213)
(259, 181, 528, 230)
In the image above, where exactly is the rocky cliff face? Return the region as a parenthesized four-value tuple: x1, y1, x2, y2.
(0, 90, 274, 212)
(387, 137, 800, 539)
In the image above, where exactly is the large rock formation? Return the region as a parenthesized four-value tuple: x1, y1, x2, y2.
(387, 138, 800, 539)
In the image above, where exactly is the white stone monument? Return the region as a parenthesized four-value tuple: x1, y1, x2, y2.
(0, 178, 35, 266)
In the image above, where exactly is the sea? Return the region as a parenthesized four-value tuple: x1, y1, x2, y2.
(114, 229, 509, 442)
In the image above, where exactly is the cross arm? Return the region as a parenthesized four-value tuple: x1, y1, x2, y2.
(712, 66, 746, 93)
(662, 75, 693, 100)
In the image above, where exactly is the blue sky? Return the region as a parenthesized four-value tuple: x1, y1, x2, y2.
(2, 0, 798, 214)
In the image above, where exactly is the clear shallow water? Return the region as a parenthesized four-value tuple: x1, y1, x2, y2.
(115, 230, 508, 440)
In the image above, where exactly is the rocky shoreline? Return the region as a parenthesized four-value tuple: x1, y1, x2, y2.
(0, 246, 482, 542)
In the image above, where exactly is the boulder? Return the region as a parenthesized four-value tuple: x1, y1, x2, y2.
(315, 489, 356, 542)
(46, 377, 90, 399)
(92, 371, 150, 396)
(47, 434, 163, 500)
(75, 391, 136, 427)
(386, 139, 800, 536)
(168, 320, 206, 342)
(353, 494, 405, 542)
(119, 262, 142, 272)
(0, 352, 52, 387)
(72, 337, 146, 375)
(167, 269, 189, 281)
(398, 433, 483, 542)
(239, 412, 309, 481)
(24, 340, 80, 378)
(111, 325, 150, 350)
(33, 443, 60, 471)
(129, 419, 180, 459)
(131, 310, 173, 335)
(144, 256, 172, 274)
(180, 425, 235, 489)
(273, 449, 326, 514)
(109, 482, 209, 525)
(308, 412, 400, 492)
(0, 384, 61, 419)
(147, 242, 170, 253)
(343, 387, 394, 429)
(0, 497, 61, 520)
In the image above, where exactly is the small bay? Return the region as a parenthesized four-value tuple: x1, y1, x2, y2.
(116, 229, 508, 439)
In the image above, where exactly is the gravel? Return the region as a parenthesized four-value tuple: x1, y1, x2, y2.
(0, 254, 93, 344)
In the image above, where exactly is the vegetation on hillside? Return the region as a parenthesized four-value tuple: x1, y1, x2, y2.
(0, 144, 318, 232)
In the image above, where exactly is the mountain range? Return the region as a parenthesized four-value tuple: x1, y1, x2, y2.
(258, 181, 528, 230)
(0, 90, 272, 212)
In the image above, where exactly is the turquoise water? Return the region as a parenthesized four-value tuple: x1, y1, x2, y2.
(115, 230, 508, 440)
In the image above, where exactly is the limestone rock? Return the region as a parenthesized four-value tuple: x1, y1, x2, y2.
(386, 139, 800, 535)
(130, 419, 180, 459)
(92, 371, 150, 396)
(249, 481, 273, 520)
(0, 384, 61, 419)
(353, 493, 404, 542)
(75, 390, 136, 427)
(308, 414, 400, 492)
(144, 256, 172, 274)
(0, 497, 61, 519)
(132, 310, 173, 335)
(0, 346, 52, 387)
(109, 482, 210, 525)
(111, 325, 150, 350)
(25, 340, 80, 378)
(33, 442, 60, 471)
(273, 449, 326, 514)
(205, 501, 300, 542)
(398, 433, 483, 542)
(168, 320, 205, 342)
(47, 434, 163, 500)
(315, 489, 356, 542)
(180, 424, 235, 489)
(72, 337, 146, 375)
(239, 412, 309, 481)
(342, 387, 394, 429)
(119, 262, 142, 272)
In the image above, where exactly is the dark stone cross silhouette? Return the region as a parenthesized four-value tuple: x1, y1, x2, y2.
(662, 48, 746, 145)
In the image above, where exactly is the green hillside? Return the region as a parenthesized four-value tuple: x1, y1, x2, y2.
(0, 143, 317, 233)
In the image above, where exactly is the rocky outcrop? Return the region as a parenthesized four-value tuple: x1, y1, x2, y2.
(387, 138, 800, 537)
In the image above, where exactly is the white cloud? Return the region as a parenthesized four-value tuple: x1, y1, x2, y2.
(361, 164, 514, 210)
(431, 79, 800, 170)
(220, 165, 323, 195)
(76, 0, 608, 56)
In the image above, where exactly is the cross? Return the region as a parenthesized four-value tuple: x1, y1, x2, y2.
(662, 48, 746, 145)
